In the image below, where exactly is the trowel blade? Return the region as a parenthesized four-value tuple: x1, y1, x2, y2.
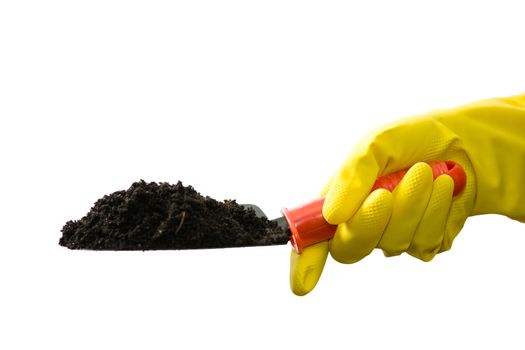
(240, 204, 290, 231)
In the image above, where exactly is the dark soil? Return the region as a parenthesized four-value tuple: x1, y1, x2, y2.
(60, 180, 289, 250)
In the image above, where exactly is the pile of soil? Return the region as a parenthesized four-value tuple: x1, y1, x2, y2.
(60, 180, 289, 250)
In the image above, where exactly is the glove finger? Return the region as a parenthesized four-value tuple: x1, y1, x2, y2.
(440, 169, 473, 252)
(290, 241, 329, 296)
(323, 118, 460, 226)
(378, 162, 433, 256)
(329, 189, 392, 264)
(407, 174, 454, 261)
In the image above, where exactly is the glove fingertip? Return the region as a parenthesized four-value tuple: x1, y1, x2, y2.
(323, 182, 361, 225)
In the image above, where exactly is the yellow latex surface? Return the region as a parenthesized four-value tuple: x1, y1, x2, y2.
(290, 94, 525, 296)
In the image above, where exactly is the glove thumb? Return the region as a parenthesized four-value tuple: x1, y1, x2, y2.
(290, 241, 329, 296)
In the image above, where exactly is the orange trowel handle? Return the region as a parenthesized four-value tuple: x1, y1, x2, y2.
(281, 161, 466, 253)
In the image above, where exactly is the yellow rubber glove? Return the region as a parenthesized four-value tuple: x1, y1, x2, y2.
(290, 93, 525, 296)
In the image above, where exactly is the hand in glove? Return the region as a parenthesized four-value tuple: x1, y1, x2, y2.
(290, 94, 525, 296)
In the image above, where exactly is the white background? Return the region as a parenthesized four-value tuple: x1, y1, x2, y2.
(1, 1, 525, 349)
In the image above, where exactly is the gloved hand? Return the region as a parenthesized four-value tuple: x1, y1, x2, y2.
(290, 94, 525, 296)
